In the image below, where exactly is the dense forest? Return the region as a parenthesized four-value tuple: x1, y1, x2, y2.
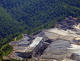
(0, 0, 80, 59)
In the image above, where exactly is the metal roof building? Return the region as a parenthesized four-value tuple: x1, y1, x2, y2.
(25, 37, 43, 52)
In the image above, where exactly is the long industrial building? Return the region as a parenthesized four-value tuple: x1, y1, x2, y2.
(25, 37, 43, 52)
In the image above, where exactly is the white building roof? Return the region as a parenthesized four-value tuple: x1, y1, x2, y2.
(29, 37, 43, 47)
(25, 37, 43, 52)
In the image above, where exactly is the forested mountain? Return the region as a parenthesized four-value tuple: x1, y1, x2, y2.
(0, 0, 80, 55)
(0, 6, 22, 47)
